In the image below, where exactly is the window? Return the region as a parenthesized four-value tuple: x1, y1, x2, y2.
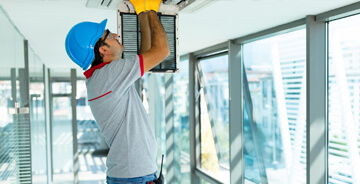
(243, 29, 306, 184)
(328, 14, 360, 184)
(198, 54, 230, 183)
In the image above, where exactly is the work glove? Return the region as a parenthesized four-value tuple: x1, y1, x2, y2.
(129, 0, 146, 15)
(146, 0, 162, 13)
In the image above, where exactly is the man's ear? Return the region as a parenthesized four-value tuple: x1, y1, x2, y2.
(99, 46, 109, 57)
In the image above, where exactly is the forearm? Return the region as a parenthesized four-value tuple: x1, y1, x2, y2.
(139, 12, 151, 54)
(148, 11, 169, 54)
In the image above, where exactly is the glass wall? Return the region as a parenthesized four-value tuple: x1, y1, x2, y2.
(243, 29, 306, 184)
(198, 54, 230, 183)
(0, 6, 30, 184)
(328, 14, 360, 184)
(29, 48, 47, 183)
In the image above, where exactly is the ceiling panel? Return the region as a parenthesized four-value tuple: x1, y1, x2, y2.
(0, 0, 359, 72)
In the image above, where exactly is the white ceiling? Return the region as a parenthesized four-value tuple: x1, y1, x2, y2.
(0, 0, 359, 73)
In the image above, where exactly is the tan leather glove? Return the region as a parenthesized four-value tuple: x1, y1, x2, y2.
(146, 0, 162, 12)
(129, 0, 146, 15)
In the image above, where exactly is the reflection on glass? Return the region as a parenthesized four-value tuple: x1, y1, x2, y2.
(243, 101, 261, 183)
(243, 29, 306, 184)
(52, 81, 73, 184)
(199, 55, 230, 183)
(328, 14, 360, 184)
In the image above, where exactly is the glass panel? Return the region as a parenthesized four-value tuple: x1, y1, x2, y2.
(51, 79, 73, 184)
(173, 59, 190, 183)
(0, 6, 27, 183)
(243, 29, 306, 184)
(328, 14, 360, 184)
(199, 55, 230, 183)
(29, 48, 47, 183)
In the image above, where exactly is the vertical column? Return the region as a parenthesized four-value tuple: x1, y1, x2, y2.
(11, 68, 16, 106)
(306, 15, 327, 184)
(47, 68, 54, 183)
(189, 53, 201, 183)
(43, 65, 52, 184)
(165, 74, 177, 183)
(71, 69, 79, 184)
(228, 40, 244, 184)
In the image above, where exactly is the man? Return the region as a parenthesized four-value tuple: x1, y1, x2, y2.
(65, 0, 170, 183)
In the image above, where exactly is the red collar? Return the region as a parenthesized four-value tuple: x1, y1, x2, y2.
(84, 62, 111, 79)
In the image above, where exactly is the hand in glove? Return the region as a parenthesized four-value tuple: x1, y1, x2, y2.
(129, 0, 146, 15)
(146, 0, 162, 13)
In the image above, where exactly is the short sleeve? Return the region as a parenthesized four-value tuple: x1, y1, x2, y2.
(107, 55, 143, 90)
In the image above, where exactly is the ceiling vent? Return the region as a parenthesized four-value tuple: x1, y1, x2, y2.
(118, 12, 179, 73)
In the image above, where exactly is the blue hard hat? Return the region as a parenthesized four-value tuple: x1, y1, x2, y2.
(65, 19, 107, 70)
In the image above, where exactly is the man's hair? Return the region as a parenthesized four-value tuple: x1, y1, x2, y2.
(91, 38, 109, 67)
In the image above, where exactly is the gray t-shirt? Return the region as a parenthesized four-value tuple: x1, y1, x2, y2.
(84, 55, 158, 178)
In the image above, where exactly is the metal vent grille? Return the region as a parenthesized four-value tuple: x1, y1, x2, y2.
(120, 13, 178, 73)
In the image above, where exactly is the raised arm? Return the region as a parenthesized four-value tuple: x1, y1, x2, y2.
(141, 11, 170, 73)
(130, 0, 170, 73)
(139, 12, 151, 55)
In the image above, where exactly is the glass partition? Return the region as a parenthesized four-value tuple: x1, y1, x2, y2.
(198, 54, 230, 183)
(0, 6, 29, 184)
(328, 14, 360, 184)
(243, 29, 306, 184)
(49, 72, 74, 184)
(29, 48, 47, 183)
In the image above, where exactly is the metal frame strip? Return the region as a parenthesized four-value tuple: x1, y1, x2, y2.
(189, 53, 201, 184)
(47, 68, 54, 183)
(71, 69, 79, 184)
(316, 1, 360, 22)
(306, 15, 327, 184)
(228, 40, 244, 184)
(194, 168, 223, 184)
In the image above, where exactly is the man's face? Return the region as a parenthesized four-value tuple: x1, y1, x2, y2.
(100, 30, 124, 59)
